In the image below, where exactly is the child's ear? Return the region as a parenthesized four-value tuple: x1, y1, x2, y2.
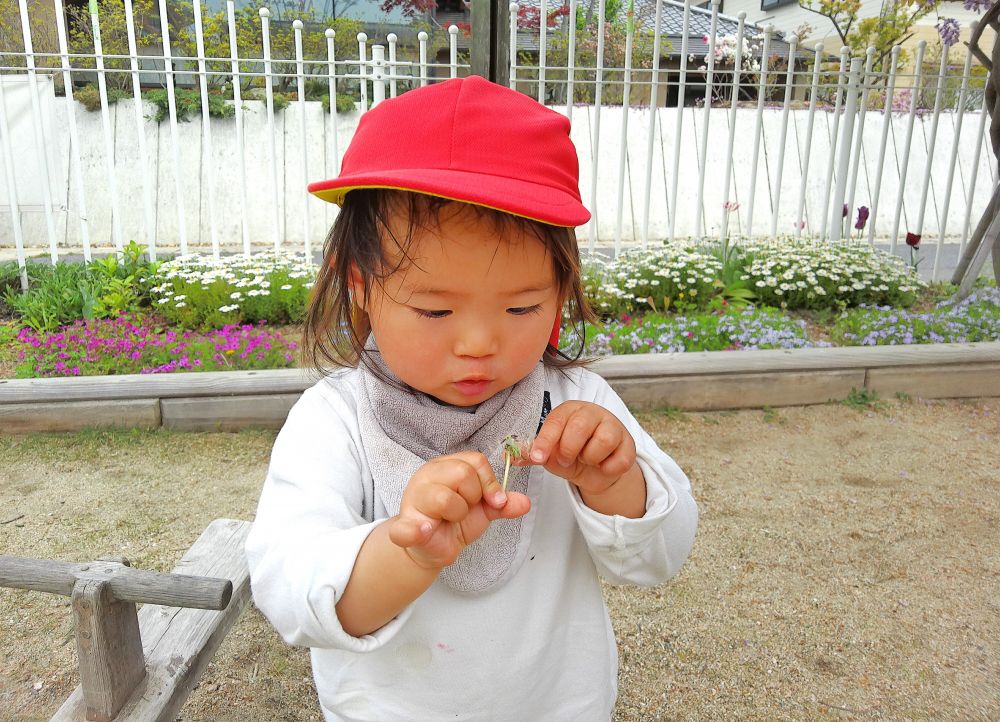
(347, 263, 366, 311)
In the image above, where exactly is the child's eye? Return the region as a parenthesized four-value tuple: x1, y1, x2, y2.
(413, 308, 451, 319)
(507, 304, 543, 316)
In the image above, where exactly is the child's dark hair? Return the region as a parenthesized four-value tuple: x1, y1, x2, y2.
(304, 189, 597, 373)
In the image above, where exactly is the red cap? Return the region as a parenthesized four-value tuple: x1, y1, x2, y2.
(308, 75, 590, 228)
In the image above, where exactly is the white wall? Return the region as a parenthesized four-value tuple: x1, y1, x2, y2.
(1, 89, 995, 253)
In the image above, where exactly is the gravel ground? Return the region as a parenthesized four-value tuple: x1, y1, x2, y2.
(1, 397, 998, 721)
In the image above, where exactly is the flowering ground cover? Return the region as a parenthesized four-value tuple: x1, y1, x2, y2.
(584, 307, 828, 354)
(148, 251, 315, 330)
(831, 285, 1000, 346)
(583, 237, 923, 317)
(12, 315, 298, 377)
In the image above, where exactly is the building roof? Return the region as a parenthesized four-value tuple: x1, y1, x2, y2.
(509, 0, 808, 61)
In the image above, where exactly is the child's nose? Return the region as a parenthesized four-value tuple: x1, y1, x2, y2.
(454, 323, 498, 359)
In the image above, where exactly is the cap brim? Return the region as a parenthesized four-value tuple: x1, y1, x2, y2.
(308, 168, 591, 228)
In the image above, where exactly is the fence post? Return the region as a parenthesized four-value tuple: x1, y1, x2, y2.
(866, 45, 902, 246)
(371, 45, 387, 107)
(472, 0, 510, 85)
(745, 25, 773, 237)
(830, 57, 862, 241)
(538, 0, 548, 102)
(228, 0, 251, 256)
(17, 0, 59, 262)
(721, 13, 747, 241)
(565, 0, 579, 125)
(795, 42, 823, 238)
(937, 26, 976, 262)
(890, 40, 928, 254)
(0, 79, 28, 291)
(668, 0, 693, 242)
(695, 0, 720, 240)
(53, 0, 93, 261)
(845, 47, 876, 237)
(588, 0, 608, 253)
(614, 2, 635, 254)
(819, 47, 849, 241)
(640, 0, 665, 247)
(770, 37, 798, 240)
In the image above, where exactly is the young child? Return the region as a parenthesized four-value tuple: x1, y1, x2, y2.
(245, 75, 698, 721)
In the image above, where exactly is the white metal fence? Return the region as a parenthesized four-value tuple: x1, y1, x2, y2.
(0, 0, 996, 284)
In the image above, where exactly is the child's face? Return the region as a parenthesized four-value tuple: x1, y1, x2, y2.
(353, 204, 562, 407)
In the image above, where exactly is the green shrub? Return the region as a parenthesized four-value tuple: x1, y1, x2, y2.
(0, 261, 23, 318)
(242, 88, 291, 112)
(74, 84, 128, 112)
(143, 88, 235, 122)
(321, 92, 357, 113)
(3, 242, 158, 332)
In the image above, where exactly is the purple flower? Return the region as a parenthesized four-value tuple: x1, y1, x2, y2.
(937, 18, 961, 47)
(964, 0, 991, 12)
(855, 206, 869, 230)
(842, 203, 849, 218)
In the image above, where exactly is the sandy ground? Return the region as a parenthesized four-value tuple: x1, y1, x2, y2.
(0, 397, 998, 721)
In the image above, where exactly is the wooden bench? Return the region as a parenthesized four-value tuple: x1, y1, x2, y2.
(0, 518, 252, 722)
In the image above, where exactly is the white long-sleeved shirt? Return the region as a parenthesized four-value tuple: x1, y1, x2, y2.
(246, 366, 698, 722)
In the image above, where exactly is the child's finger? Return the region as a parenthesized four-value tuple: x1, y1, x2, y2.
(578, 417, 629, 468)
(414, 482, 470, 523)
(483, 491, 531, 521)
(445, 451, 507, 509)
(388, 514, 437, 548)
(551, 408, 600, 468)
(528, 402, 577, 465)
(596, 442, 636, 479)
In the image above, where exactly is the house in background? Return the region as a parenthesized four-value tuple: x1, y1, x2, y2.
(511, 0, 808, 106)
(720, 0, 995, 67)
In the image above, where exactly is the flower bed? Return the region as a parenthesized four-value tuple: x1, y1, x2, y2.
(12, 316, 298, 377)
(149, 251, 315, 330)
(831, 285, 1000, 346)
(582, 237, 923, 317)
(1, 239, 997, 379)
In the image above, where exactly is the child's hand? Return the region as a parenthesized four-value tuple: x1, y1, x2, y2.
(525, 401, 640, 497)
(388, 451, 531, 570)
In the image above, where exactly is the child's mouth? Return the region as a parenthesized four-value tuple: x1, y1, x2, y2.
(454, 379, 491, 396)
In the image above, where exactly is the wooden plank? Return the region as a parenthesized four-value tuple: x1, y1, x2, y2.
(0, 400, 160, 433)
(52, 520, 252, 722)
(593, 342, 1000, 378)
(5, 344, 1000, 407)
(0, 368, 314, 404)
(72, 577, 145, 722)
(609, 369, 866, 411)
(160, 393, 300, 431)
(0, 556, 232, 610)
(867, 363, 1000, 400)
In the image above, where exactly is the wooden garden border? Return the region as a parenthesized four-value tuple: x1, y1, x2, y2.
(1, 343, 998, 433)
